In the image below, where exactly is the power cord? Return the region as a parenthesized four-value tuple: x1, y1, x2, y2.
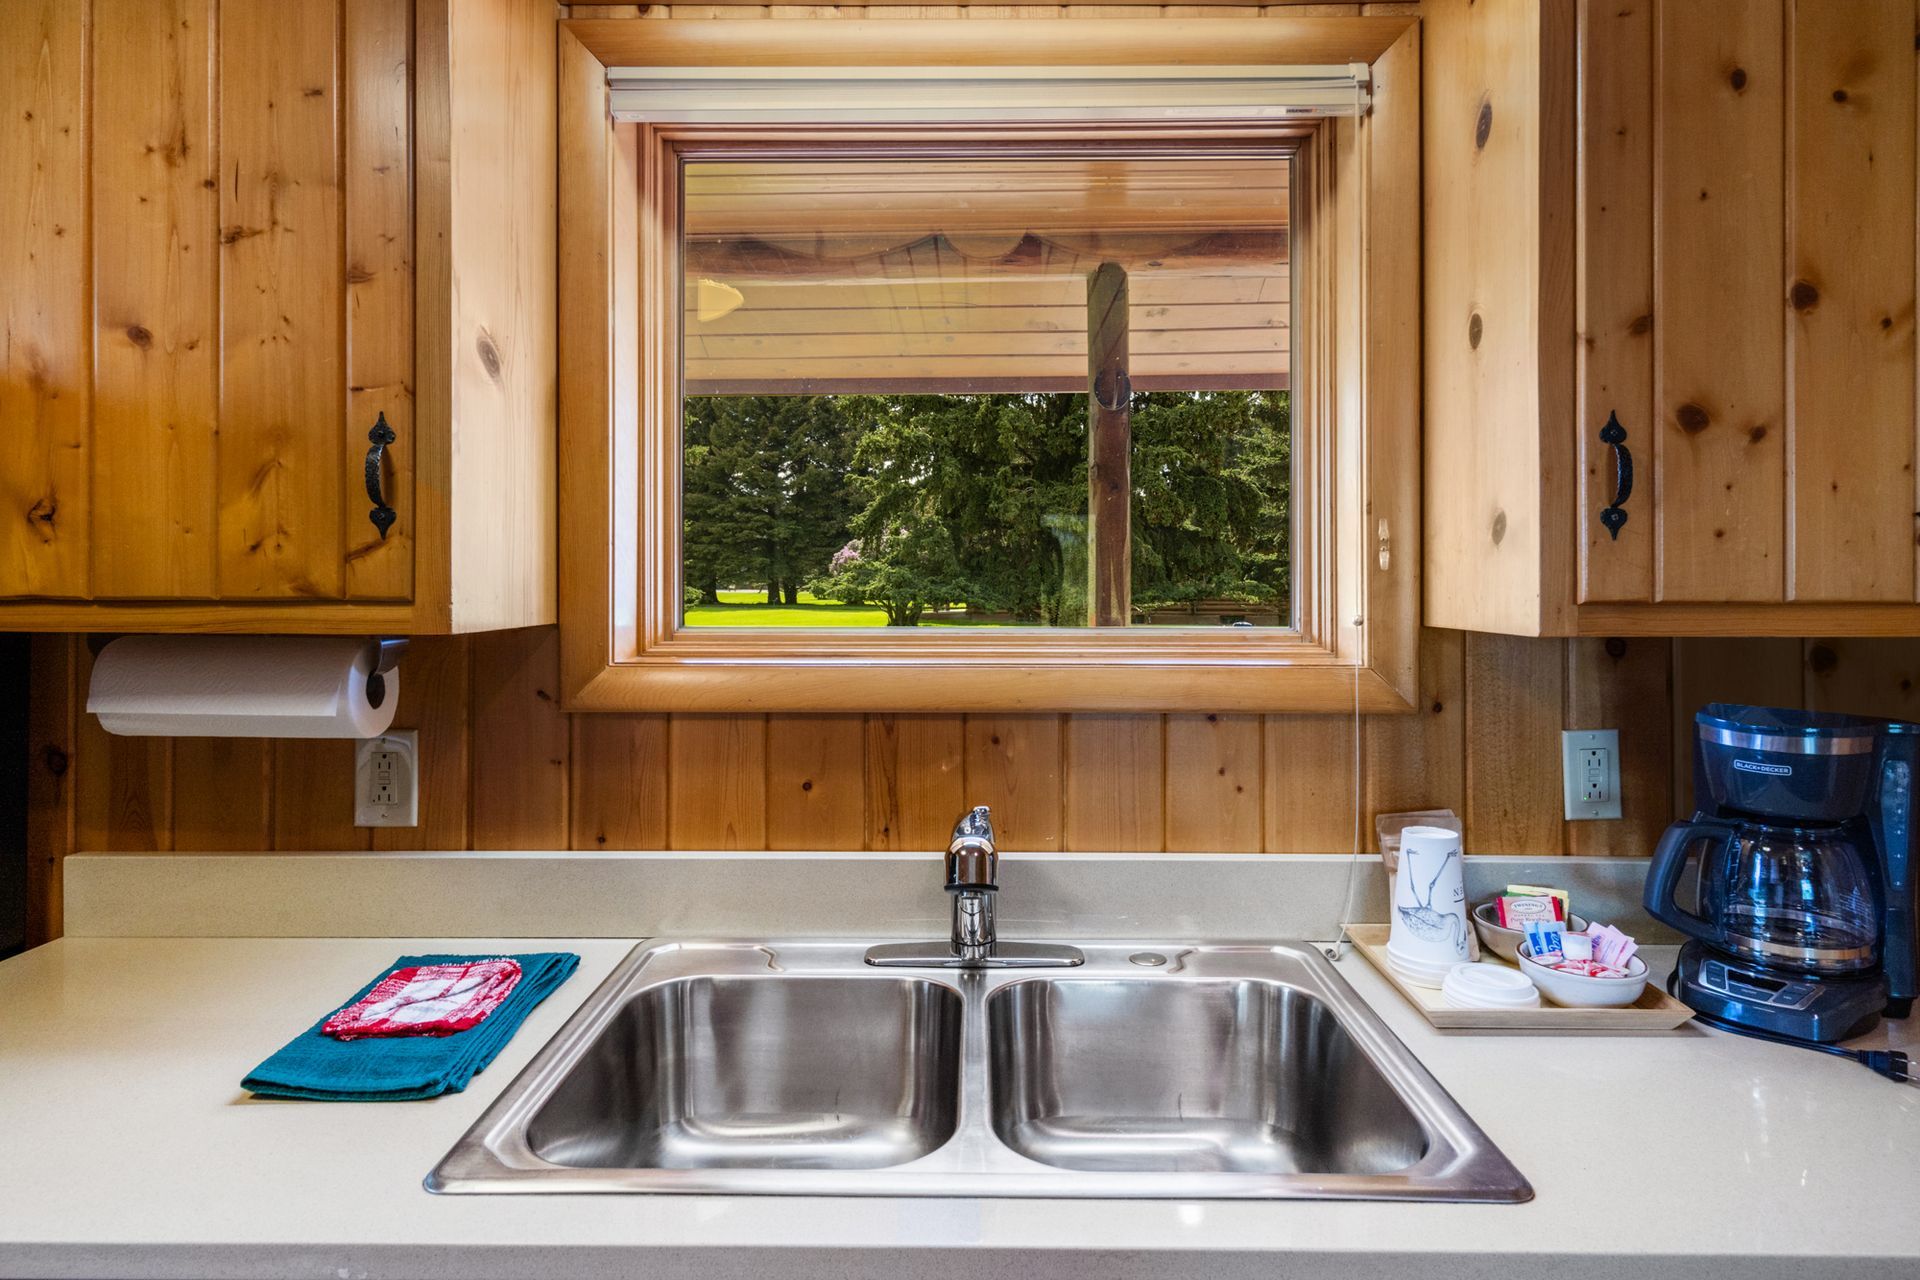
(1669, 973, 1913, 1084)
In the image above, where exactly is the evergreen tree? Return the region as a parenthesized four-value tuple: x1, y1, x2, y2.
(686, 389, 1290, 626)
(682, 395, 865, 604)
(1130, 390, 1290, 612)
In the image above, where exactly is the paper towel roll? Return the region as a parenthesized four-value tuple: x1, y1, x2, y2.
(87, 636, 399, 739)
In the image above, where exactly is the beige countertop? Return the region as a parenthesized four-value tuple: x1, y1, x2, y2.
(3, 934, 1917, 1280)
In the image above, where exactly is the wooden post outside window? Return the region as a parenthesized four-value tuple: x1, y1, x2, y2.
(1087, 261, 1131, 626)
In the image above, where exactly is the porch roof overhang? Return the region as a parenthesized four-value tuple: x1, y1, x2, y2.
(682, 157, 1291, 396)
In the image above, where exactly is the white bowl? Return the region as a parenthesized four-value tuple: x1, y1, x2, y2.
(1516, 944, 1649, 1008)
(1471, 901, 1591, 964)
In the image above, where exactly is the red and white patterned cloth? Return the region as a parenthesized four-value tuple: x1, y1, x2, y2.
(322, 958, 523, 1040)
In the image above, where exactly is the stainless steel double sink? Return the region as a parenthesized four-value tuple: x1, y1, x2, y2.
(428, 940, 1531, 1202)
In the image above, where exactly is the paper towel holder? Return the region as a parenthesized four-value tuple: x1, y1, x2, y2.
(365, 637, 408, 710)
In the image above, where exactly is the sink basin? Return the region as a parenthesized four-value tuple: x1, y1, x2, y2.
(527, 975, 961, 1171)
(988, 978, 1426, 1176)
(429, 940, 1530, 1202)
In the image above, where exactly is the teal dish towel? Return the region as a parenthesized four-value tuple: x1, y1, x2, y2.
(241, 952, 580, 1102)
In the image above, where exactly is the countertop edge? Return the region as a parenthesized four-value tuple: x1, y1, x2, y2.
(6, 1241, 1917, 1280)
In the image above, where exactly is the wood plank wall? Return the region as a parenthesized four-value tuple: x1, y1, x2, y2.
(28, 625, 1920, 941)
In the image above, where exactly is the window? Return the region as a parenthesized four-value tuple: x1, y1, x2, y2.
(678, 152, 1293, 631)
(558, 17, 1421, 712)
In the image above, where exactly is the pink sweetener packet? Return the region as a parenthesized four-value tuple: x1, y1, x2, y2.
(1586, 923, 1638, 971)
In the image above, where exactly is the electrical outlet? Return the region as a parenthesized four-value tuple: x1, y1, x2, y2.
(355, 730, 419, 827)
(1561, 729, 1622, 820)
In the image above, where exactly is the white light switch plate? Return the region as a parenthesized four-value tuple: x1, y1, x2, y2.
(355, 730, 419, 827)
(1561, 728, 1622, 820)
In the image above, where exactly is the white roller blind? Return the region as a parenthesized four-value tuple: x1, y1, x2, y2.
(607, 64, 1371, 123)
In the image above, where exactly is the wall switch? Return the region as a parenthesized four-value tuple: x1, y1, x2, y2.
(1561, 729, 1622, 820)
(355, 730, 419, 827)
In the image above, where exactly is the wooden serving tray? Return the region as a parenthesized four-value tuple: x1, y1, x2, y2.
(1346, 925, 1695, 1032)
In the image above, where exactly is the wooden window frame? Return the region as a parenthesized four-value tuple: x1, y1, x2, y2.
(559, 17, 1420, 712)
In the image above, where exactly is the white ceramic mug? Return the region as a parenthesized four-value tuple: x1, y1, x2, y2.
(1385, 824, 1469, 986)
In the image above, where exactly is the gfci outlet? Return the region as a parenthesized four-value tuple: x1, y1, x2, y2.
(1561, 728, 1623, 821)
(355, 730, 419, 827)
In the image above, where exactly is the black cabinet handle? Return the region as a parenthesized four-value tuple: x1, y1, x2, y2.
(365, 411, 397, 540)
(1598, 410, 1632, 540)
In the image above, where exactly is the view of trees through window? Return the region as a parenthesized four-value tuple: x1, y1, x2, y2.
(677, 152, 1293, 629)
(683, 390, 1290, 628)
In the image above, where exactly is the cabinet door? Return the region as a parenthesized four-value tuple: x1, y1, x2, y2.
(1577, 0, 1917, 606)
(0, 0, 413, 604)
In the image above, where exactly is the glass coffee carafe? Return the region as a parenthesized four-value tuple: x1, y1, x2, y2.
(1647, 817, 1882, 976)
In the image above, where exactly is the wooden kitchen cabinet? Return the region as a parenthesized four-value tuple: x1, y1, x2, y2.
(0, 0, 555, 634)
(1425, 0, 1920, 636)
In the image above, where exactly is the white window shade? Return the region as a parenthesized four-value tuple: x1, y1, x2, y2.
(606, 64, 1371, 123)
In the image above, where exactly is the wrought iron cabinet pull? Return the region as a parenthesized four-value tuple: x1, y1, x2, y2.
(365, 411, 398, 540)
(1597, 410, 1632, 540)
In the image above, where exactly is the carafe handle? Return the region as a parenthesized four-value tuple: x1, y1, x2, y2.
(1644, 818, 1733, 943)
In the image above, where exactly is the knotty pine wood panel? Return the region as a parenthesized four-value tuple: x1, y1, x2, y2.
(90, 0, 221, 599)
(570, 713, 670, 849)
(1419, 0, 1561, 634)
(343, 0, 416, 599)
(766, 714, 867, 848)
(1263, 713, 1359, 853)
(1805, 639, 1920, 724)
(1575, 0, 1655, 603)
(38, 625, 1920, 945)
(0, 0, 91, 599)
(864, 714, 967, 850)
(217, 0, 348, 600)
(1062, 715, 1164, 851)
(443, 0, 559, 632)
(1653, 1, 1787, 602)
(173, 739, 273, 853)
(1464, 632, 1567, 856)
(470, 626, 571, 849)
(273, 739, 368, 851)
(963, 715, 1065, 851)
(668, 714, 769, 849)
(1363, 626, 1467, 821)
(1786, 0, 1918, 602)
(1164, 713, 1263, 851)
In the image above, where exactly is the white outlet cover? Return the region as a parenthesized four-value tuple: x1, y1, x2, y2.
(355, 729, 420, 827)
(1561, 728, 1622, 821)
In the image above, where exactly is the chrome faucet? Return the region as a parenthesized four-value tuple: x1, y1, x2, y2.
(946, 804, 998, 961)
(866, 805, 1083, 969)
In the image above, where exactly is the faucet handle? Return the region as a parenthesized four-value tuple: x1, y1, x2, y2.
(952, 804, 993, 846)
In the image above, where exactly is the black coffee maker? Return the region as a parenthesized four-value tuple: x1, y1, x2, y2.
(1645, 704, 1917, 1043)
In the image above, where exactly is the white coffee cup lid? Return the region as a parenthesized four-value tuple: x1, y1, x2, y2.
(1442, 961, 1541, 1009)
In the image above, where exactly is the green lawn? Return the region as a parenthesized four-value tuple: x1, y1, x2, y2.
(684, 590, 1012, 628)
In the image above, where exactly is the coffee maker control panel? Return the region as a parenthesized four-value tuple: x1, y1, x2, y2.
(1697, 958, 1824, 1011)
